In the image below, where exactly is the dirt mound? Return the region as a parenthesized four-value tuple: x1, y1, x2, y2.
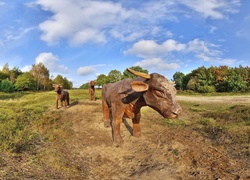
(48, 100, 248, 180)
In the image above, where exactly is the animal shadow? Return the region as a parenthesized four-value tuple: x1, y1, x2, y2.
(68, 100, 79, 107)
(122, 118, 133, 136)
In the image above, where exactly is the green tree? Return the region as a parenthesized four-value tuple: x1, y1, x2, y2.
(15, 73, 36, 91)
(96, 74, 108, 87)
(0, 71, 8, 81)
(107, 70, 122, 83)
(53, 75, 72, 89)
(9, 67, 22, 83)
(80, 82, 90, 89)
(173, 72, 185, 90)
(30, 63, 50, 90)
(0, 79, 15, 92)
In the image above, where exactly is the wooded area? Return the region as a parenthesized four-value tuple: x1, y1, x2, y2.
(84, 65, 250, 93)
(1, 63, 249, 93)
(0, 63, 72, 92)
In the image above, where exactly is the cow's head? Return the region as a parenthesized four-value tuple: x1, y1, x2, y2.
(127, 68, 182, 119)
(89, 80, 95, 87)
(53, 84, 62, 93)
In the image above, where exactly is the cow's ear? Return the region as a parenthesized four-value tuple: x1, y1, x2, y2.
(53, 84, 56, 87)
(131, 81, 149, 92)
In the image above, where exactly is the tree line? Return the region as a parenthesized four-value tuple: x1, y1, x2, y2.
(1, 63, 249, 93)
(80, 66, 148, 89)
(0, 63, 72, 93)
(81, 65, 249, 93)
(173, 65, 250, 93)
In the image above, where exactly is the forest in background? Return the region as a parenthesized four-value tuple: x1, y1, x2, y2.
(0, 63, 72, 92)
(82, 65, 250, 93)
(0, 63, 249, 93)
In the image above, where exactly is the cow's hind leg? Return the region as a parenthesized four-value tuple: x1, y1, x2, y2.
(102, 99, 111, 128)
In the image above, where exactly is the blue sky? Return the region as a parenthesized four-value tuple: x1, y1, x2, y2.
(0, 0, 249, 88)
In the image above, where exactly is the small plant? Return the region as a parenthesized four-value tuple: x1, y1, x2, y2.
(172, 148, 179, 156)
(164, 118, 187, 127)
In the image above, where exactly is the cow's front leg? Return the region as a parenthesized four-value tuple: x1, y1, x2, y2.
(56, 99, 59, 109)
(112, 117, 123, 144)
(132, 112, 141, 137)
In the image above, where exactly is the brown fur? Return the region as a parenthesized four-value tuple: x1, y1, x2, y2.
(89, 81, 95, 101)
(102, 69, 182, 144)
(53, 84, 70, 109)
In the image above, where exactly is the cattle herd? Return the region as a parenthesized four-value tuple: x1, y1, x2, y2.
(53, 68, 182, 144)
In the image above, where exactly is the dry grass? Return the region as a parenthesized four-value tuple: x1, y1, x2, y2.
(0, 90, 249, 179)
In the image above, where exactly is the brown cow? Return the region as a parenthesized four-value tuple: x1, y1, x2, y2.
(53, 84, 70, 109)
(89, 80, 95, 101)
(102, 68, 182, 144)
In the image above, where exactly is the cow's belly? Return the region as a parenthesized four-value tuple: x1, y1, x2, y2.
(123, 104, 135, 119)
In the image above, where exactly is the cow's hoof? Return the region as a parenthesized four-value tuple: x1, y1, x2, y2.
(133, 132, 141, 137)
(104, 121, 111, 128)
(114, 138, 123, 146)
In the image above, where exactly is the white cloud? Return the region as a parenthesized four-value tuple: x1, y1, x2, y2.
(125, 38, 220, 60)
(33, 0, 240, 45)
(125, 38, 223, 71)
(77, 64, 105, 76)
(36, 0, 123, 45)
(180, 0, 240, 19)
(124, 39, 186, 58)
(77, 66, 96, 76)
(35, 52, 68, 73)
(209, 26, 217, 33)
(1, 27, 36, 46)
(134, 58, 180, 70)
(21, 65, 32, 72)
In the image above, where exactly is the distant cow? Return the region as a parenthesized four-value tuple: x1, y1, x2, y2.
(89, 80, 95, 101)
(53, 84, 70, 109)
(102, 68, 182, 144)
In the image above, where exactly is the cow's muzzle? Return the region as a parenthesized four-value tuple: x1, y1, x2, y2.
(164, 104, 182, 119)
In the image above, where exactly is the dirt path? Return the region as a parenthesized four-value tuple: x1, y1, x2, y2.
(59, 98, 249, 179)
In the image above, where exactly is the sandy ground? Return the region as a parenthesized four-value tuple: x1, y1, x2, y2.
(59, 95, 249, 180)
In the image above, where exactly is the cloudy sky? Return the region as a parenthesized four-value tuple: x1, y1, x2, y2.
(0, 0, 249, 87)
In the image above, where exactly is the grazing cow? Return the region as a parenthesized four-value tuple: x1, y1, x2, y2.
(102, 68, 182, 144)
(53, 84, 70, 109)
(89, 80, 96, 101)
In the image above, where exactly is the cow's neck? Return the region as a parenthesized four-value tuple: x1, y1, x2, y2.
(57, 89, 62, 95)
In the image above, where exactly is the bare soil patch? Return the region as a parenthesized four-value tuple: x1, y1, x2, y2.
(47, 97, 249, 179)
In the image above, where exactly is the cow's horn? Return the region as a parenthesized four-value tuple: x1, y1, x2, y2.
(127, 68, 150, 79)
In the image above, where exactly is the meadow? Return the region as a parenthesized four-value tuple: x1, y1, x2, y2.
(0, 90, 249, 179)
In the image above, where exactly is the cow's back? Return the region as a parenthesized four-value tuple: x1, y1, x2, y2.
(102, 79, 133, 106)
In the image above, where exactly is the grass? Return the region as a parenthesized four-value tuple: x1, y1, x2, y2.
(0, 90, 249, 178)
(179, 97, 250, 158)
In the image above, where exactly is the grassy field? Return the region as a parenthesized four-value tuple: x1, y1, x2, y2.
(0, 90, 249, 179)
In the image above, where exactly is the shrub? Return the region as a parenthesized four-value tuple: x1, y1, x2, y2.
(0, 79, 15, 92)
(197, 85, 216, 93)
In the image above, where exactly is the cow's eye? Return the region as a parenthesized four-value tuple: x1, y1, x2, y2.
(155, 90, 165, 97)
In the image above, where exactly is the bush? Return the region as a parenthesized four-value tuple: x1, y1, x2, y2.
(197, 85, 216, 93)
(0, 80, 15, 92)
